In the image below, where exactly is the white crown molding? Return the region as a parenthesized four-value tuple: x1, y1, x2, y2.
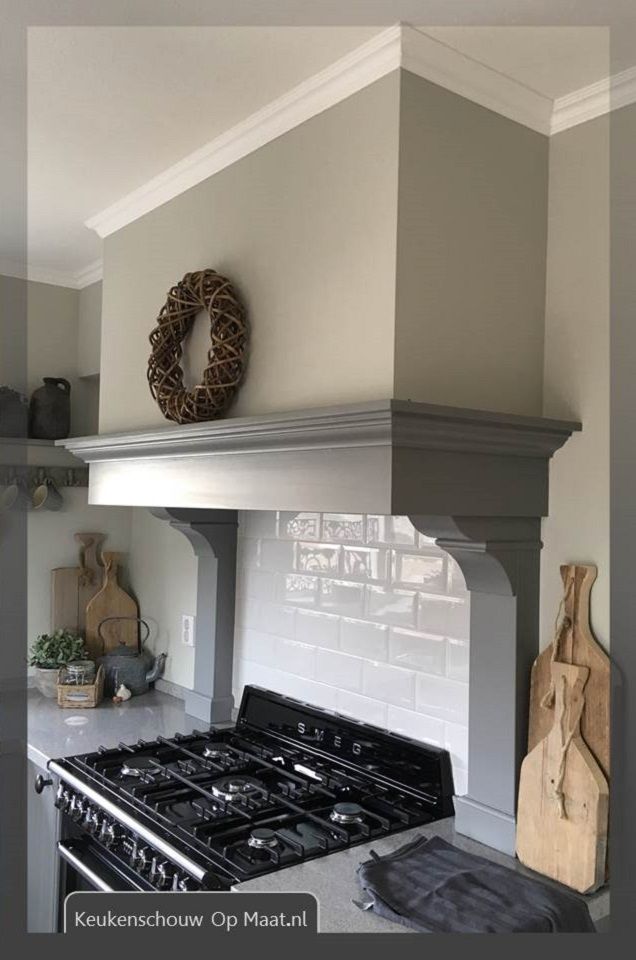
(85, 24, 403, 239)
(55, 22, 636, 250)
(0, 256, 103, 289)
(403, 27, 553, 135)
(73, 258, 103, 288)
(551, 64, 636, 135)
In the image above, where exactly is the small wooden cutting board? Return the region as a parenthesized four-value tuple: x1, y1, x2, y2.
(517, 661, 608, 894)
(528, 564, 609, 780)
(85, 551, 138, 657)
(51, 532, 105, 633)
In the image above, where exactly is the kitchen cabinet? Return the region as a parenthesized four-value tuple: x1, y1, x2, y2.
(27, 758, 60, 933)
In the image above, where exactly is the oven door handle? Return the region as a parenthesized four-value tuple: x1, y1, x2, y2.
(57, 841, 115, 893)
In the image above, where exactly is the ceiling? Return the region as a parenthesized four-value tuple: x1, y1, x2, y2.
(20, 25, 611, 282)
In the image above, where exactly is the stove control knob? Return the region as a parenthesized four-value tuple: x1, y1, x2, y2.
(132, 844, 150, 873)
(102, 822, 121, 848)
(69, 794, 86, 822)
(150, 857, 171, 889)
(86, 809, 102, 836)
(54, 785, 71, 811)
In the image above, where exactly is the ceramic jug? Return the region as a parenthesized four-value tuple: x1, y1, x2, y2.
(29, 377, 71, 439)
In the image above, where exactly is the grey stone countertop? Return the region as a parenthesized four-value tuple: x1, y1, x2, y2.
(27, 689, 609, 934)
(234, 818, 610, 934)
(27, 686, 208, 768)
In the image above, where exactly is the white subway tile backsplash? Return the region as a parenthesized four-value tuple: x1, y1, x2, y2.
(366, 515, 416, 545)
(236, 628, 278, 666)
(342, 546, 387, 581)
(235, 512, 470, 790)
(417, 593, 470, 638)
(389, 627, 445, 675)
(259, 539, 295, 572)
(259, 600, 296, 638)
(392, 552, 445, 591)
(339, 618, 388, 660)
(323, 513, 364, 542)
(336, 690, 388, 728)
(277, 573, 319, 606)
(444, 722, 469, 769)
(447, 638, 469, 681)
(240, 512, 277, 539)
(319, 578, 365, 616)
(295, 609, 340, 649)
(453, 767, 468, 796)
(366, 585, 417, 627)
(316, 649, 363, 691)
(278, 512, 321, 540)
(415, 674, 469, 725)
(362, 660, 415, 708)
(239, 567, 276, 600)
(236, 596, 262, 630)
(295, 542, 340, 575)
(386, 705, 444, 745)
(276, 638, 316, 678)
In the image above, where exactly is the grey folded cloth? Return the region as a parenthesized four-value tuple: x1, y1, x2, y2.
(355, 835, 596, 933)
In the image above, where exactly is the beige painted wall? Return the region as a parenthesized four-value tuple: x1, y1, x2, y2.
(27, 489, 131, 646)
(24, 279, 100, 436)
(541, 116, 610, 649)
(394, 71, 548, 416)
(78, 280, 102, 378)
(127, 508, 197, 689)
(99, 74, 401, 433)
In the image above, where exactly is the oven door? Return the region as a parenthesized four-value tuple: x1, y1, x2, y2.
(58, 838, 147, 893)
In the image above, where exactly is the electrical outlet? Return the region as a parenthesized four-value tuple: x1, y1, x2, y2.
(181, 614, 195, 647)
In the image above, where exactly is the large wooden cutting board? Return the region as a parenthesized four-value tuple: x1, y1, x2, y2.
(528, 564, 610, 780)
(51, 532, 105, 633)
(517, 661, 608, 894)
(85, 551, 138, 657)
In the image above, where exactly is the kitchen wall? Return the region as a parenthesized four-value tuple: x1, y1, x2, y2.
(27, 489, 130, 643)
(394, 70, 548, 417)
(127, 508, 198, 690)
(99, 73, 401, 433)
(541, 116, 610, 649)
(233, 511, 470, 793)
(77, 280, 102, 379)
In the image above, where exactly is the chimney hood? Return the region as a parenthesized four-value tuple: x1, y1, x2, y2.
(59, 398, 579, 857)
(59, 398, 578, 516)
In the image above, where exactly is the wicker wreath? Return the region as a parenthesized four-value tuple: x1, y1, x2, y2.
(147, 269, 248, 424)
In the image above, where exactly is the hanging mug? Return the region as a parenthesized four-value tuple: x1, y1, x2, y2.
(0, 475, 32, 512)
(32, 476, 63, 511)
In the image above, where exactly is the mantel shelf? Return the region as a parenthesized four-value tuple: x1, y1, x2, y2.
(57, 399, 580, 517)
(0, 436, 85, 469)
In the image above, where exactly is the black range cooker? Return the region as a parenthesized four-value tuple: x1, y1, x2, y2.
(49, 685, 455, 903)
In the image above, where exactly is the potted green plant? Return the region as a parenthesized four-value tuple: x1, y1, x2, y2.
(29, 629, 86, 698)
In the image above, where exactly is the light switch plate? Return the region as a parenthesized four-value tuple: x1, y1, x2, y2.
(181, 614, 195, 647)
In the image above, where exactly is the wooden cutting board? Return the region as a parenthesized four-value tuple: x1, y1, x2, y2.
(85, 551, 138, 657)
(51, 532, 105, 633)
(517, 661, 608, 893)
(528, 564, 610, 781)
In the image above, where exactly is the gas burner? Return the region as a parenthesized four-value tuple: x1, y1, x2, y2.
(210, 776, 261, 803)
(120, 757, 157, 778)
(330, 802, 365, 824)
(203, 744, 230, 760)
(247, 828, 279, 850)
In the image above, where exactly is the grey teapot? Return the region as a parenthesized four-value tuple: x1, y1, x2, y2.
(97, 618, 167, 696)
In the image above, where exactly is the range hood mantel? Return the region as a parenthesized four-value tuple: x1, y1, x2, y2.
(60, 399, 579, 515)
(60, 398, 580, 856)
